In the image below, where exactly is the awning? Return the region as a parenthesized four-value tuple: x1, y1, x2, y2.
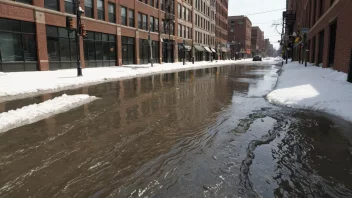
(203, 46, 212, 53)
(221, 47, 227, 52)
(210, 48, 216, 53)
(194, 45, 205, 52)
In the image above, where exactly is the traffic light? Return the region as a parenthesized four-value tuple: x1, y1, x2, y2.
(66, 16, 74, 30)
(81, 24, 87, 38)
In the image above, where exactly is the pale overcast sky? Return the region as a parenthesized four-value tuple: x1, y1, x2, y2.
(228, 0, 286, 49)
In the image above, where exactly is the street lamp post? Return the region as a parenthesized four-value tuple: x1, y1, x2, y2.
(148, 24, 153, 67)
(74, 0, 83, 76)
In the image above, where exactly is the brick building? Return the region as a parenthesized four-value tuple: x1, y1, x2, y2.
(0, 0, 227, 72)
(251, 26, 263, 56)
(285, 0, 352, 75)
(228, 15, 252, 58)
(215, 0, 229, 60)
(192, 0, 216, 62)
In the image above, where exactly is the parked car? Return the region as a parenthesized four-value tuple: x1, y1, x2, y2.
(253, 55, 262, 61)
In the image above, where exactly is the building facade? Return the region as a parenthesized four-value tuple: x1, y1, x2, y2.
(285, 0, 352, 75)
(0, 0, 228, 72)
(227, 15, 252, 59)
(215, 0, 229, 60)
(251, 26, 263, 56)
(192, 0, 216, 62)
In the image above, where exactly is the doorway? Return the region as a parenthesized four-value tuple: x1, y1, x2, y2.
(328, 20, 337, 67)
(318, 30, 324, 66)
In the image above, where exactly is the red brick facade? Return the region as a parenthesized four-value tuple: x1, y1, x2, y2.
(0, 0, 231, 71)
(228, 16, 252, 56)
(288, 0, 352, 73)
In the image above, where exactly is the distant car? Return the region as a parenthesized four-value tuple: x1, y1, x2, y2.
(253, 55, 262, 61)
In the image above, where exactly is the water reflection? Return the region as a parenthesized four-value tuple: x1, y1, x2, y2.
(0, 64, 351, 198)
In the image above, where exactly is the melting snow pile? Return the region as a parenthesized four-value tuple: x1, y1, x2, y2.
(0, 94, 97, 133)
(267, 61, 352, 122)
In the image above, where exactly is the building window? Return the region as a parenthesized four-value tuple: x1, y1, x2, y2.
(150, 16, 154, 31)
(178, 24, 181, 37)
(155, 18, 159, 32)
(121, 36, 135, 65)
(183, 6, 186, 20)
(0, 18, 37, 72)
(108, 3, 116, 23)
(85, 0, 93, 18)
(143, 14, 147, 31)
(46, 25, 77, 70)
(128, 9, 134, 27)
(65, 0, 75, 14)
(138, 13, 148, 31)
(97, 0, 104, 20)
(83, 31, 116, 67)
(149, 0, 154, 7)
(120, 7, 127, 26)
(138, 13, 142, 29)
(178, 4, 181, 18)
(45, 0, 59, 11)
(155, 0, 158, 8)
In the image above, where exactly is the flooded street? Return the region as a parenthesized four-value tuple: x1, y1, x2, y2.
(0, 63, 352, 198)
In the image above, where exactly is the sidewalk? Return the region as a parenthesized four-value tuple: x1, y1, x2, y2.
(0, 59, 263, 102)
(267, 61, 352, 122)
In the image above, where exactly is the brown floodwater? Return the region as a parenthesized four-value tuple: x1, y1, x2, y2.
(0, 63, 351, 198)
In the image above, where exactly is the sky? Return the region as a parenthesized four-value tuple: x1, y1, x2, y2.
(228, 0, 286, 49)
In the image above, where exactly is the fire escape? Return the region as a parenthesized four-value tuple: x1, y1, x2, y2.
(161, 0, 175, 63)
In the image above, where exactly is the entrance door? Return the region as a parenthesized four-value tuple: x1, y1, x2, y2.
(328, 21, 337, 67)
(318, 30, 324, 66)
(348, 48, 352, 83)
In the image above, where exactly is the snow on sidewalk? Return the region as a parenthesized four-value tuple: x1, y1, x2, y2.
(267, 61, 352, 122)
(0, 94, 97, 133)
(0, 59, 278, 102)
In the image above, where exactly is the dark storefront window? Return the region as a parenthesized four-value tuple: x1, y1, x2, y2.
(0, 18, 37, 72)
(45, 0, 59, 11)
(152, 41, 160, 63)
(46, 25, 77, 70)
(139, 40, 160, 64)
(97, 0, 105, 20)
(122, 36, 135, 65)
(85, 0, 93, 18)
(65, 0, 75, 14)
(162, 39, 174, 63)
(84, 31, 116, 67)
(128, 9, 134, 27)
(108, 3, 116, 23)
(139, 39, 149, 64)
(121, 7, 127, 26)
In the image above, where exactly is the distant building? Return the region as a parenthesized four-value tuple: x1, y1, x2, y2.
(228, 15, 252, 58)
(251, 26, 263, 56)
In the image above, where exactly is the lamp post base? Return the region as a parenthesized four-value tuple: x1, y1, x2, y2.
(77, 68, 83, 77)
